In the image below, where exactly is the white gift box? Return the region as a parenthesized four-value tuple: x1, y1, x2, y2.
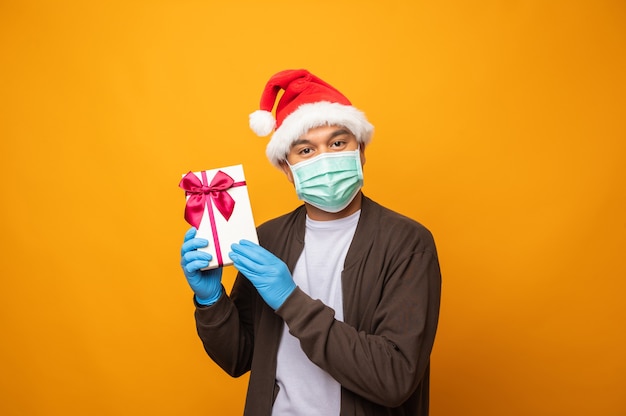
(180, 164, 258, 269)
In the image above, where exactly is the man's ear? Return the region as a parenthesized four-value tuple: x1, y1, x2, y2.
(279, 160, 294, 184)
(359, 146, 366, 167)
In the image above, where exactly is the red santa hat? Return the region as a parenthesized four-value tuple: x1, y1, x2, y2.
(249, 69, 374, 167)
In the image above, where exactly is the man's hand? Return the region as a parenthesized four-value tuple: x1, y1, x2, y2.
(229, 240, 296, 310)
(180, 227, 223, 305)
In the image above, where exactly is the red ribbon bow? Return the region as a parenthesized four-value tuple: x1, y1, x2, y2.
(179, 170, 245, 228)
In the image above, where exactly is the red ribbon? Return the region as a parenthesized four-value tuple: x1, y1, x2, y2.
(179, 170, 246, 266)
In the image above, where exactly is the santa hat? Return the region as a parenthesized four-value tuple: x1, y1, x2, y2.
(249, 69, 374, 167)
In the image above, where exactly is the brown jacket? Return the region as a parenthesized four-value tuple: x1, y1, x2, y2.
(195, 195, 442, 415)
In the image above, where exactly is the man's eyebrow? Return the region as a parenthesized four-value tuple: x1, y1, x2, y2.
(291, 128, 354, 148)
(291, 138, 313, 147)
(329, 128, 353, 139)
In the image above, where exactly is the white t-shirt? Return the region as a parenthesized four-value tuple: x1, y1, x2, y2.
(272, 210, 360, 416)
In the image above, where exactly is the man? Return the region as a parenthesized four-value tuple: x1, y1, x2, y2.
(180, 69, 441, 415)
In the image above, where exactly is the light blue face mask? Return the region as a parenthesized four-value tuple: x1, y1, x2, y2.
(288, 148, 364, 213)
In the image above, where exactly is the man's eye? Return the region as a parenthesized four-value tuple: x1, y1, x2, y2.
(331, 141, 345, 148)
(300, 148, 312, 155)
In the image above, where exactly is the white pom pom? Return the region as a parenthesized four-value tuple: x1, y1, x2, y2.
(249, 110, 276, 136)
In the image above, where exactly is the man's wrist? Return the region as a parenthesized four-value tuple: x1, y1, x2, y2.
(194, 289, 222, 307)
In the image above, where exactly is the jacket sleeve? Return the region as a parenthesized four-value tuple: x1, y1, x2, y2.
(276, 243, 441, 407)
(194, 275, 257, 378)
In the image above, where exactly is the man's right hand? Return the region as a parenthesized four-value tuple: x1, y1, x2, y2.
(180, 227, 223, 306)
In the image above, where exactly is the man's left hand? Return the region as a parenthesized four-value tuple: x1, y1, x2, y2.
(229, 240, 296, 310)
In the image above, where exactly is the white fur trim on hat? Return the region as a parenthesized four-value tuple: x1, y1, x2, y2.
(265, 101, 374, 168)
(249, 110, 276, 137)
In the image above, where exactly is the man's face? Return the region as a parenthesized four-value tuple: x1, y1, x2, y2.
(279, 125, 365, 182)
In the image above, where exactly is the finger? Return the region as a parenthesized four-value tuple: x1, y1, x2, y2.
(229, 252, 264, 280)
(183, 250, 213, 265)
(230, 241, 271, 264)
(185, 259, 211, 274)
(183, 227, 197, 242)
(181, 237, 210, 256)
(181, 251, 212, 268)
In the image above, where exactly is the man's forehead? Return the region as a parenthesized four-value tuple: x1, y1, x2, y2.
(295, 125, 355, 142)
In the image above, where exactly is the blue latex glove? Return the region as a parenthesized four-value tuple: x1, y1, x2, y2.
(229, 240, 296, 310)
(180, 227, 223, 306)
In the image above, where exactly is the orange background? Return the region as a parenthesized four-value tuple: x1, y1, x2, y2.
(1, 1, 625, 415)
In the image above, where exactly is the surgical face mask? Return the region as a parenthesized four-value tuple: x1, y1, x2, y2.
(288, 148, 364, 213)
